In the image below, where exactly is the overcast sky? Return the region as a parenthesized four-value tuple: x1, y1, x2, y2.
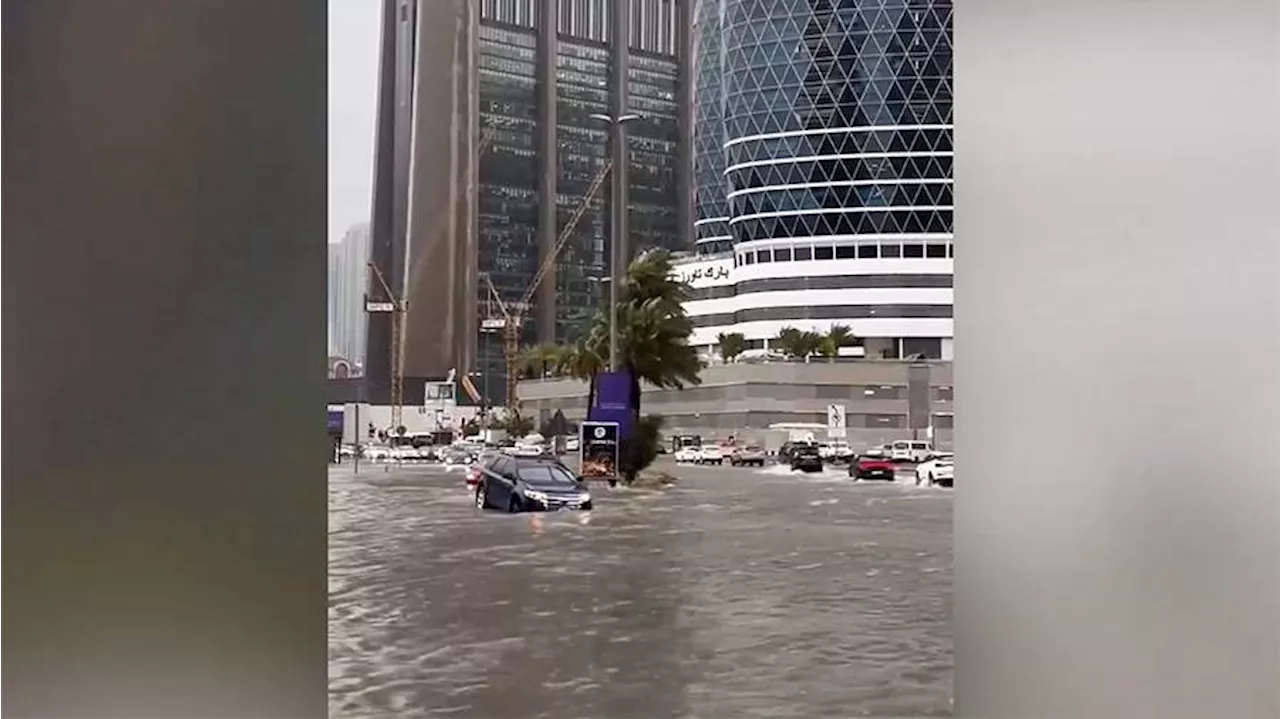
(328, 0, 382, 244)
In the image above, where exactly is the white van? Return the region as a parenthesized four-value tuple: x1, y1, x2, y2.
(890, 440, 933, 463)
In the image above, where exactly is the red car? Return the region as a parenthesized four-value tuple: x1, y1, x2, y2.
(849, 449, 896, 481)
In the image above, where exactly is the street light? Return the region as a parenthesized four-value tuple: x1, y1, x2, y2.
(589, 112, 641, 372)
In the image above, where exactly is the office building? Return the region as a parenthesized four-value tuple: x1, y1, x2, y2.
(686, 0, 954, 361)
(363, 0, 692, 406)
(328, 223, 371, 367)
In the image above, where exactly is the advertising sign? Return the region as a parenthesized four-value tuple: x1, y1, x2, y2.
(587, 371, 635, 440)
(579, 421, 620, 481)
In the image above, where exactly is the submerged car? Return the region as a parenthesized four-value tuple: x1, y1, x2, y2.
(728, 445, 767, 467)
(916, 453, 954, 487)
(696, 444, 725, 465)
(673, 446, 700, 463)
(475, 456, 593, 513)
(789, 444, 824, 473)
(850, 449, 895, 481)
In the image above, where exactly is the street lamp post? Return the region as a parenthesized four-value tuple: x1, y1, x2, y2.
(589, 112, 641, 372)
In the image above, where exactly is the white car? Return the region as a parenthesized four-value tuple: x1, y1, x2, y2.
(512, 442, 546, 458)
(674, 446, 700, 463)
(915, 453, 954, 487)
(696, 444, 724, 465)
(829, 440, 854, 461)
(890, 440, 934, 463)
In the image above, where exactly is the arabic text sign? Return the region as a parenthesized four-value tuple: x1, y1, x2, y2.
(674, 260, 733, 288)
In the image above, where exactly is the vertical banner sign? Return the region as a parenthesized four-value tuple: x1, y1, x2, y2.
(826, 404, 847, 438)
(588, 371, 635, 440)
(579, 421, 620, 481)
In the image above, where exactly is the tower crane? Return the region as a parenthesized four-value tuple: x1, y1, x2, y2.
(366, 129, 498, 430)
(365, 261, 406, 430)
(482, 157, 616, 411)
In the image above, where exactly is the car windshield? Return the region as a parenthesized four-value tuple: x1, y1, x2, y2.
(518, 465, 578, 485)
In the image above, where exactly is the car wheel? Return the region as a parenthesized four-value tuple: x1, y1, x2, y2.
(580, 501, 593, 511)
(475, 484, 488, 510)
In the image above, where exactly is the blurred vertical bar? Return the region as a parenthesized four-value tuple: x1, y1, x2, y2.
(536, 0, 560, 344)
(3, 0, 327, 715)
(957, 1, 1280, 717)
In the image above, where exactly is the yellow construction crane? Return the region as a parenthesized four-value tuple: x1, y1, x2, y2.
(482, 158, 616, 410)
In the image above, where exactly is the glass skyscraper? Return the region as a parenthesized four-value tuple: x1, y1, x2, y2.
(684, 0, 954, 361)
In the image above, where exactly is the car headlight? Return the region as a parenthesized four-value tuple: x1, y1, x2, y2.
(524, 490, 548, 502)
(577, 492, 592, 503)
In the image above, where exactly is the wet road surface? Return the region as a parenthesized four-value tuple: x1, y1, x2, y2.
(329, 458, 953, 718)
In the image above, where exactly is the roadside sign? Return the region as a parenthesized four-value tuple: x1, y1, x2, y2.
(827, 404, 847, 438)
(579, 421, 619, 481)
(365, 301, 395, 313)
(480, 318, 506, 331)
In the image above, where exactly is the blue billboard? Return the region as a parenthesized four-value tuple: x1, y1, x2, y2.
(587, 371, 635, 441)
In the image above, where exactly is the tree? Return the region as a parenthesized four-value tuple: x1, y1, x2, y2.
(559, 249, 704, 390)
(774, 326, 823, 362)
(555, 250, 705, 483)
(816, 324, 857, 361)
(517, 343, 565, 379)
(502, 410, 535, 438)
(717, 331, 747, 363)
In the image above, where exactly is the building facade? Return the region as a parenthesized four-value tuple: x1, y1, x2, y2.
(328, 223, 371, 367)
(518, 360, 954, 449)
(686, 0, 954, 360)
(365, 0, 693, 406)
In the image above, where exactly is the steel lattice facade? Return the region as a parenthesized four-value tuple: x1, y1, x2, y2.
(684, 0, 954, 361)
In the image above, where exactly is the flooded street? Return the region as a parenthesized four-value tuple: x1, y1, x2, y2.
(329, 458, 953, 718)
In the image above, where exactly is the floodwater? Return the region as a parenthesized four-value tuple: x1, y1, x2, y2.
(329, 458, 953, 718)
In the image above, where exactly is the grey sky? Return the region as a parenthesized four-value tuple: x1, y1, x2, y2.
(328, 0, 382, 244)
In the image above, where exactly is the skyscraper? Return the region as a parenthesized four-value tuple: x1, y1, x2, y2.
(365, 0, 693, 406)
(328, 223, 372, 366)
(685, 0, 954, 360)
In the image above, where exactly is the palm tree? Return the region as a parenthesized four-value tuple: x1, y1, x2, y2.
(551, 250, 704, 483)
(816, 324, 856, 361)
(774, 327, 826, 362)
(717, 331, 747, 363)
(560, 249, 704, 390)
(517, 343, 565, 379)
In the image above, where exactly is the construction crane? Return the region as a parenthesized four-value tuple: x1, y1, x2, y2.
(365, 261, 406, 430)
(367, 129, 499, 430)
(482, 158, 616, 410)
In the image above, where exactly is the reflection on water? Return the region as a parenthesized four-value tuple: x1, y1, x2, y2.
(329, 461, 952, 718)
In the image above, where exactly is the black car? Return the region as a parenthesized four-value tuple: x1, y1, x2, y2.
(779, 440, 817, 464)
(789, 443, 824, 473)
(475, 455, 593, 513)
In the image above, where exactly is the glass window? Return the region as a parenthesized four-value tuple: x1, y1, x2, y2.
(835, 245, 856, 259)
(814, 245, 834, 260)
(948, 244, 955, 258)
(903, 244, 925, 258)
(756, 250, 772, 264)
(794, 246, 812, 261)
(773, 247, 792, 262)
(857, 244, 879, 259)
(881, 243, 902, 258)
(744, 252, 755, 265)
(926, 243, 947, 258)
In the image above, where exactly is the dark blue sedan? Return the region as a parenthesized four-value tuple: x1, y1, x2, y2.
(474, 456, 594, 513)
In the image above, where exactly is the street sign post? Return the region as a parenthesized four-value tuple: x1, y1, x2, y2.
(827, 404, 847, 439)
